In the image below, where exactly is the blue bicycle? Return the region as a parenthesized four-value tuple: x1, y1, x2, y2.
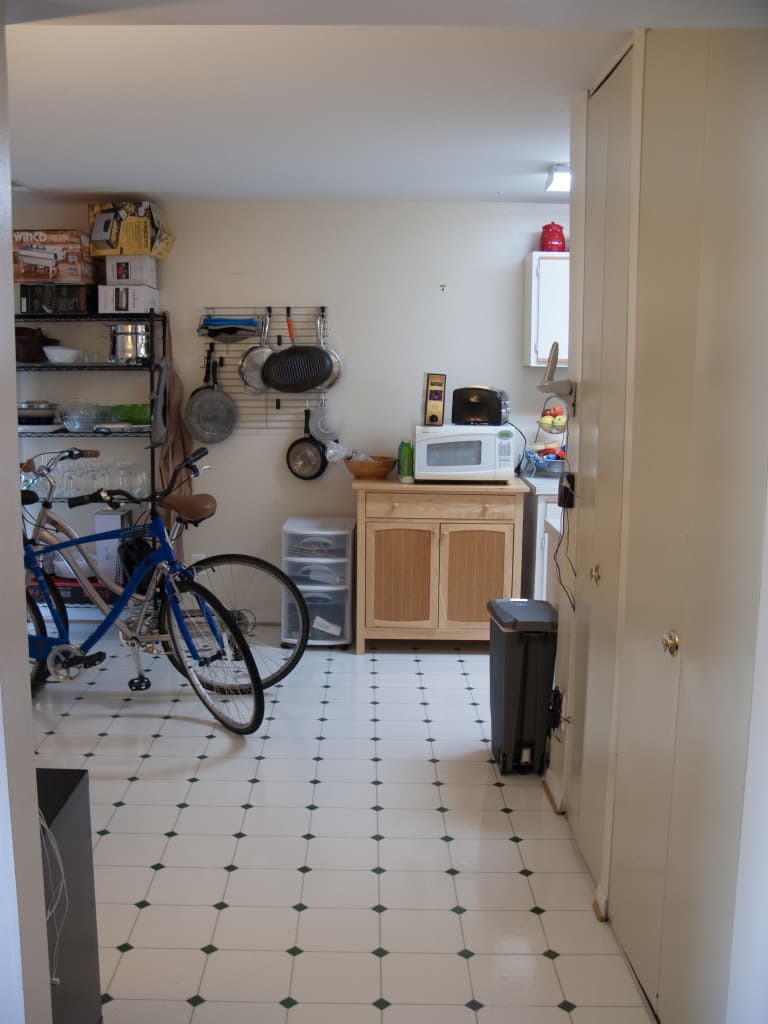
(23, 447, 264, 734)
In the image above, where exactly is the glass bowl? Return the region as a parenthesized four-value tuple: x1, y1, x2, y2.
(61, 401, 100, 433)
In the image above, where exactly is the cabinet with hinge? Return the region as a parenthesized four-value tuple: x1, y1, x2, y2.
(353, 481, 527, 653)
(523, 250, 569, 367)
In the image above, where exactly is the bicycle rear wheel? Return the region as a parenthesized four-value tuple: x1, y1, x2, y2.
(189, 554, 310, 688)
(27, 571, 69, 633)
(26, 574, 68, 692)
(164, 579, 264, 734)
(27, 594, 48, 694)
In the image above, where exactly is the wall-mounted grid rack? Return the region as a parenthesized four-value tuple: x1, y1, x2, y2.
(195, 306, 338, 431)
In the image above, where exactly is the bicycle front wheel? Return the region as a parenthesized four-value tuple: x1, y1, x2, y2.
(189, 554, 309, 688)
(165, 579, 264, 734)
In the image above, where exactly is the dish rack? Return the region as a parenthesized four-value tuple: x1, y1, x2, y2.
(281, 517, 355, 646)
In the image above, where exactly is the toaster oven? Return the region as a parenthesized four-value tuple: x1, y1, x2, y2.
(451, 386, 510, 426)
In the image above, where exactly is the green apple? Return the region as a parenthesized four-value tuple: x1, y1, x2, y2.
(539, 415, 554, 430)
(552, 415, 567, 432)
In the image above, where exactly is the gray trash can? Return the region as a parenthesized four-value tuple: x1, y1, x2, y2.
(487, 599, 557, 775)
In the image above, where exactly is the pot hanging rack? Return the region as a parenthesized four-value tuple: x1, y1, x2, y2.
(193, 305, 342, 431)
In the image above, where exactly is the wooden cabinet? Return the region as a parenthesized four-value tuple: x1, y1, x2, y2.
(523, 250, 569, 367)
(354, 481, 527, 653)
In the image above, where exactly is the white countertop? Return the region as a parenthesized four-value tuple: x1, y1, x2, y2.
(521, 474, 561, 496)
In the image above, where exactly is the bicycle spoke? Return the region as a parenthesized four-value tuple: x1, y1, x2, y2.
(165, 580, 264, 734)
(188, 554, 309, 688)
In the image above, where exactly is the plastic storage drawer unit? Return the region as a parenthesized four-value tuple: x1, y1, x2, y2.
(282, 516, 355, 646)
(487, 598, 557, 775)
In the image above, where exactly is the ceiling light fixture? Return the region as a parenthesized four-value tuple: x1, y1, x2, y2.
(545, 165, 571, 193)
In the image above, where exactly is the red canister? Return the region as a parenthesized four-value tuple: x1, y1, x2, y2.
(539, 222, 566, 251)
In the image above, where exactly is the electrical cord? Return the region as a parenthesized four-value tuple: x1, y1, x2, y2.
(39, 808, 69, 987)
(505, 420, 529, 474)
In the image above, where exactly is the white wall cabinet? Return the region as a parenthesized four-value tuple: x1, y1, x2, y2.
(523, 251, 569, 367)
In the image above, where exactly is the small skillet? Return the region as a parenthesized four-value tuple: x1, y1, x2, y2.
(286, 409, 327, 480)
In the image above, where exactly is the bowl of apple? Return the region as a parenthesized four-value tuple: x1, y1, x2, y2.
(538, 404, 568, 434)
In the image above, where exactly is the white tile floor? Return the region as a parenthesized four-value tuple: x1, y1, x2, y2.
(31, 632, 655, 1024)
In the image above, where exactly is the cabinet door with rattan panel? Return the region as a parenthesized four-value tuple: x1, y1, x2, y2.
(365, 521, 439, 629)
(438, 522, 515, 630)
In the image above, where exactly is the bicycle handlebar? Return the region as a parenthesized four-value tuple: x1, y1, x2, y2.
(160, 447, 209, 498)
(21, 447, 101, 474)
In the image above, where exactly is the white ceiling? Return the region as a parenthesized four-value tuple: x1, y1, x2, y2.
(6, 1, 767, 204)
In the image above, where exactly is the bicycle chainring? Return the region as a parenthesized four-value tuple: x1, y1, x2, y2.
(47, 643, 85, 681)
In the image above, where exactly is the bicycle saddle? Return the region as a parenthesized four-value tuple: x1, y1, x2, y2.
(161, 493, 217, 526)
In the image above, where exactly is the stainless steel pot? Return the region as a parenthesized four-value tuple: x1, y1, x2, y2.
(110, 323, 150, 365)
(18, 400, 58, 425)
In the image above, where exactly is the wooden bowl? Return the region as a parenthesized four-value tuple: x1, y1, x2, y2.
(344, 456, 397, 479)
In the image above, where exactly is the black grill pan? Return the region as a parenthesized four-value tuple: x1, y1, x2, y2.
(261, 345, 334, 393)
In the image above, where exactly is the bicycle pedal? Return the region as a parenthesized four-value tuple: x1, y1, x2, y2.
(128, 675, 152, 691)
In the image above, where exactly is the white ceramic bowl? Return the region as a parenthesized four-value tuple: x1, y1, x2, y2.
(44, 346, 81, 364)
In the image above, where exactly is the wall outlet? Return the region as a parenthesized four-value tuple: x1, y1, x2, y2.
(558, 472, 575, 508)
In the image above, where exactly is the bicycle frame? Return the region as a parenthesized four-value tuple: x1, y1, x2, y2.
(26, 510, 192, 664)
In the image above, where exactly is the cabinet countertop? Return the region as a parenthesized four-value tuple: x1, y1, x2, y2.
(351, 479, 530, 495)
(520, 474, 561, 496)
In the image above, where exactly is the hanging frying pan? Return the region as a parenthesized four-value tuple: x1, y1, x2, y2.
(316, 306, 342, 389)
(262, 306, 333, 392)
(182, 344, 238, 444)
(286, 408, 328, 480)
(238, 306, 272, 391)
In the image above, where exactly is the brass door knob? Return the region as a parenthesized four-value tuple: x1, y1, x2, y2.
(661, 631, 680, 656)
(590, 564, 601, 585)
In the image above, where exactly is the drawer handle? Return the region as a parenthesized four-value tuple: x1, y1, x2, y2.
(299, 536, 333, 551)
(391, 501, 399, 511)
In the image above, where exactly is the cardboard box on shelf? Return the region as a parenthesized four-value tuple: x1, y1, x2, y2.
(98, 285, 161, 314)
(14, 283, 98, 315)
(103, 254, 157, 287)
(93, 508, 132, 584)
(12, 229, 95, 284)
(88, 201, 175, 260)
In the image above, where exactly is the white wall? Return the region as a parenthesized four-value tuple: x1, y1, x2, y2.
(14, 199, 568, 563)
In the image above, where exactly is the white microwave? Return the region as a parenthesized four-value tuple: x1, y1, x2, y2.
(413, 424, 521, 482)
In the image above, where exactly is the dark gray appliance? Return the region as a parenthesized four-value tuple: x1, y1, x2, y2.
(452, 386, 510, 426)
(487, 599, 558, 775)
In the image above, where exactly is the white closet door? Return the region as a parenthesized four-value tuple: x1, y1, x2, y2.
(653, 31, 768, 1023)
(609, 30, 768, 1020)
(569, 48, 633, 888)
(606, 34, 703, 1007)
